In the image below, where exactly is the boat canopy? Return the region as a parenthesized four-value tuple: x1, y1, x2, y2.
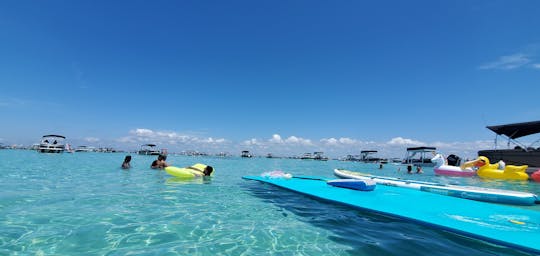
(487, 120, 540, 139)
(142, 144, 157, 147)
(406, 147, 436, 151)
(42, 135, 66, 139)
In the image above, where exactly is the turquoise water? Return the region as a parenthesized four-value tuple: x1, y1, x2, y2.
(1, 150, 539, 255)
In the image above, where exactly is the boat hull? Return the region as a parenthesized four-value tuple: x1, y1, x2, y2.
(478, 149, 540, 169)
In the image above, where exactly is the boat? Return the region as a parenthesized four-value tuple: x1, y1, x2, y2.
(241, 150, 253, 158)
(313, 152, 328, 161)
(300, 153, 313, 159)
(243, 174, 540, 254)
(334, 169, 539, 206)
(75, 145, 95, 152)
(478, 120, 540, 169)
(38, 135, 66, 153)
(359, 150, 382, 162)
(402, 146, 437, 167)
(137, 144, 161, 155)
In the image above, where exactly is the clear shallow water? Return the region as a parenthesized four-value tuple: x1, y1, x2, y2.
(1, 150, 539, 255)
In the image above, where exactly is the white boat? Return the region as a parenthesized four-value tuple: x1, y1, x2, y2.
(313, 152, 328, 161)
(75, 146, 95, 152)
(241, 150, 253, 158)
(360, 150, 382, 162)
(334, 169, 539, 206)
(138, 144, 161, 155)
(38, 135, 66, 153)
(402, 146, 437, 167)
(300, 153, 313, 159)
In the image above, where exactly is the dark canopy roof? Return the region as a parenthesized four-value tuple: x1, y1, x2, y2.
(406, 146, 436, 151)
(361, 150, 378, 153)
(486, 120, 540, 139)
(42, 135, 66, 139)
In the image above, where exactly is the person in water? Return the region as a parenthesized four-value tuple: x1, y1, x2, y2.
(151, 154, 169, 169)
(122, 155, 132, 169)
(187, 165, 214, 177)
(202, 166, 213, 176)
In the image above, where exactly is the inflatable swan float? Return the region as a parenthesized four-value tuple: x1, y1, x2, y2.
(461, 156, 529, 180)
(431, 153, 476, 177)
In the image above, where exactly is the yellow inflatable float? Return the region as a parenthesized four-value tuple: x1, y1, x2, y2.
(165, 163, 214, 179)
(461, 156, 528, 180)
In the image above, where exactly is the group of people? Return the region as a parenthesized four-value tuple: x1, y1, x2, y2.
(120, 154, 213, 177)
(121, 154, 169, 169)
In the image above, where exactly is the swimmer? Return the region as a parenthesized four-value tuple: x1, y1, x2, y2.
(122, 155, 131, 169)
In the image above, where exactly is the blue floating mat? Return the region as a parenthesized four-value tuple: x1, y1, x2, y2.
(243, 175, 540, 254)
(327, 179, 376, 191)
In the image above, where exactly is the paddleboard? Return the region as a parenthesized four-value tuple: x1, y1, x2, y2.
(243, 175, 540, 254)
(327, 179, 376, 191)
(334, 169, 539, 206)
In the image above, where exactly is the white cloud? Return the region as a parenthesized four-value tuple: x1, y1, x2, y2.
(109, 130, 494, 159)
(120, 128, 228, 148)
(320, 137, 359, 146)
(338, 137, 357, 145)
(532, 63, 540, 69)
(132, 128, 155, 137)
(269, 134, 283, 143)
(84, 137, 100, 143)
(0, 97, 28, 108)
(321, 138, 338, 145)
(479, 53, 531, 70)
(284, 136, 313, 145)
(243, 138, 260, 146)
(387, 137, 424, 146)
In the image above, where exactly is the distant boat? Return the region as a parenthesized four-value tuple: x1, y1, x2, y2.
(38, 135, 66, 153)
(360, 150, 381, 162)
(241, 150, 253, 158)
(75, 145, 95, 152)
(300, 153, 313, 160)
(138, 144, 161, 155)
(313, 152, 328, 161)
(402, 146, 436, 167)
(341, 154, 361, 161)
(478, 120, 540, 168)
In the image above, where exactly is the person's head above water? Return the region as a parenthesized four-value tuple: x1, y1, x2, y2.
(203, 166, 213, 176)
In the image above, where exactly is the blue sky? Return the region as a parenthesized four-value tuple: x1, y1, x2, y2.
(1, 1, 539, 158)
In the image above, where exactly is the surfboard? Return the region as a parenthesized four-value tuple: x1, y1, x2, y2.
(334, 169, 539, 206)
(326, 179, 376, 191)
(242, 175, 540, 254)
